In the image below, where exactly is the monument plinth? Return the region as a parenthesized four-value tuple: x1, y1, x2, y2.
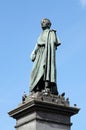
(8, 92, 79, 130)
(8, 18, 80, 130)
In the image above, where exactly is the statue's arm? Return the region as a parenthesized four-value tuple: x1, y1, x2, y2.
(51, 30, 61, 48)
(30, 44, 39, 62)
(55, 33, 61, 47)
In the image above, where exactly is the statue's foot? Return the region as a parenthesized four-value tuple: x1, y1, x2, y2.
(42, 88, 50, 95)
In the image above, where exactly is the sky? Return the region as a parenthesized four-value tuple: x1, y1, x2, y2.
(0, 0, 86, 130)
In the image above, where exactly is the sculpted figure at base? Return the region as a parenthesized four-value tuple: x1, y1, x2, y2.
(30, 18, 61, 95)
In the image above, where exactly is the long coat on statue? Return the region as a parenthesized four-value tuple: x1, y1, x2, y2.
(30, 28, 61, 92)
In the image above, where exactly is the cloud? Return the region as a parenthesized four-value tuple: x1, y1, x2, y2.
(80, 0, 86, 7)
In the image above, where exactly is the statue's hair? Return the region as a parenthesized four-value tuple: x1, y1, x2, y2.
(41, 18, 51, 28)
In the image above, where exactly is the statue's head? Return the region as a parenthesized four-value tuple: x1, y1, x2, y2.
(41, 18, 51, 30)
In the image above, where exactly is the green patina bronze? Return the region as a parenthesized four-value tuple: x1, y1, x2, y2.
(30, 18, 61, 94)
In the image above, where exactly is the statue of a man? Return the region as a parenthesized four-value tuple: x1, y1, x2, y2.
(30, 18, 61, 94)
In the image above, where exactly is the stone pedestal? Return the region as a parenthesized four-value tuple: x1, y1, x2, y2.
(8, 92, 79, 130)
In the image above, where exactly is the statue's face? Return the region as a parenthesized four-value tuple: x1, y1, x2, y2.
(41, 19, 51, 29)
(41, 19, 47, 28)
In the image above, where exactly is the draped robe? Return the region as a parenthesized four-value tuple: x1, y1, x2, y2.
(30, 29, 61, 92)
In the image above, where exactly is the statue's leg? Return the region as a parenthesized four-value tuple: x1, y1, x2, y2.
(44, 81, 51, 93)
(33, 76, 45, 92)
(50, 83, 58, 95)
(45, 81, 50, 88)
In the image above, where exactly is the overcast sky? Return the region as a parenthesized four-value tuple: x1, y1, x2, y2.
(0, 0, 86, 130)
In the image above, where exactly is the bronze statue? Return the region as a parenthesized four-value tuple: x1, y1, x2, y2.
(30, 18, 61, 94)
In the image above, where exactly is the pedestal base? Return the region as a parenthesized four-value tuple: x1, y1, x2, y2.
(8, 92, 79, 130)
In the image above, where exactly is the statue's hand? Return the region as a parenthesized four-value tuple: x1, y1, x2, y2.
(30, 52, 36, 62)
